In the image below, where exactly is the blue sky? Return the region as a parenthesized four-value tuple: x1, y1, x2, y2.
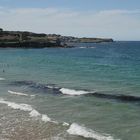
(1, 0, 140, 10)
(0, 0, 140, 40)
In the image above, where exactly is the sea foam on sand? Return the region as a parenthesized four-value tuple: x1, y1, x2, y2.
(0, 98, 119, 140)
(67, 123, 119, 140)
(0, 98, 52, 123)
(41, 114, 51, 122)
(29, 109, 41, 117)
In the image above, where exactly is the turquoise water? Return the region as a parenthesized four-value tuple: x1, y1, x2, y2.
(0, 41, 140, 140)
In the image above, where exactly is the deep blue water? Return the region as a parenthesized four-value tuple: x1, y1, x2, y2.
(1, 41, 140, 95)
(0, 41, 140, 140)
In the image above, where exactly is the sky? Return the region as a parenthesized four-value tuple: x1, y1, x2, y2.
(0, 0, 140, 40)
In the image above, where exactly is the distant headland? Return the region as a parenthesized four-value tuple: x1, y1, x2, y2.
(0, 28, 113, 48)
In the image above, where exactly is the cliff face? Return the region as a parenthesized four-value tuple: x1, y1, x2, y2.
(0, 28, 113, 48)
(78, 38, 113, 43)
(0, 30, 62, 48)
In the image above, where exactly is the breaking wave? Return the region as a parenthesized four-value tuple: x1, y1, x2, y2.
(0, 77, 5, 80)
(41, 114, 52, 122)
(10, 80, 140, 103)
(59, 88, 90, 95)
(67, 123, 118, 140)
(0, 98, 119, 140)
(8, 90, 35, 97)
(79, 47, 96, 49)
(10, 81, 60, 94)
(0, 98, 53, 123)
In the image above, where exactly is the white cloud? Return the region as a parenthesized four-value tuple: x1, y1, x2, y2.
(0, 7, 140, 40)
(98, 9, 140, 15)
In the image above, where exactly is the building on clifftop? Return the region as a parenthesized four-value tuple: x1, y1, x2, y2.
(0, 28, 3, 32)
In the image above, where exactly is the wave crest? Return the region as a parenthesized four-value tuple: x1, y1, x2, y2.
(0, 98, 119, 140)
(10, 80, 140, 102)
(59, 88, 90, 95)
(0, 98, 52, 123)
(8, 90, 35, 97)
(0, 77, 5, 80)
(67, 123, 118, 140)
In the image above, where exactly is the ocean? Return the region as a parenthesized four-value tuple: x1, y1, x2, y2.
(0, 41, 140, 140)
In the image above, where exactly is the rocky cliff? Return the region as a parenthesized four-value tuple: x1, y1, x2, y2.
(0, 28, 113, 48)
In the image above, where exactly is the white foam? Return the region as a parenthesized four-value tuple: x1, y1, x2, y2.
(79, 47, 86, 48)
(47, 85, 59, 89)
(8, 90, 29, 96)
(29, 109, 41, 117)
(62, 122, 69, 126)
(0, 98, 53, 124)
(30, 94, 36, 97)
(67, 123, 118, 140)
(59, 88, 90, 95)
(8, 90, 35, 97)
(41, 114, 51, 122)
(79, 47, 95, 49)
(41, 114, 59, 124)
(0, 99, 33, 111)
(0, 77, 5, 80)
(0, 99, 118, 140)
(47, 85, 54, 89)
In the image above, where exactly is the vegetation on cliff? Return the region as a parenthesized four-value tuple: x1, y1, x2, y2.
(0, 28, 113, 48)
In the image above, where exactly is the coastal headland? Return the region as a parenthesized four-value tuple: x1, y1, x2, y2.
(0, 28, 113, 48)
